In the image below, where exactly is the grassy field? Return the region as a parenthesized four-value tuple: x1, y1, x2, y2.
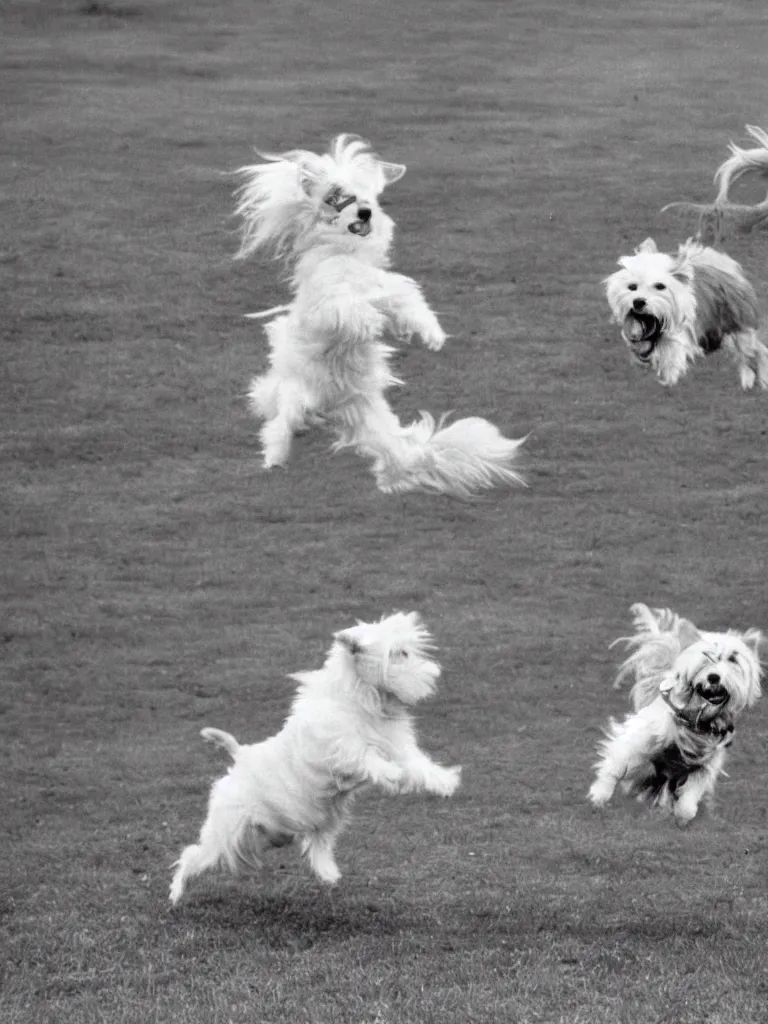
(3, 1, 768, 1021)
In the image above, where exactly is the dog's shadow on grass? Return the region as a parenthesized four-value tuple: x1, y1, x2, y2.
(168, 884, 417, 949)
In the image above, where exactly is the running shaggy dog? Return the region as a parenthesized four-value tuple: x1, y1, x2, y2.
(605, 236, 768, 389)
(589, 604, 762, 826)
(169, 612, 461, 903)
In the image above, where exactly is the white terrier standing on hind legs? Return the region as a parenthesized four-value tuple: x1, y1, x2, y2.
(589, 604, 763, 827)
(605, 236, 768, 389)
(235, 133, 525, 498)
(169, 612, 461, 904)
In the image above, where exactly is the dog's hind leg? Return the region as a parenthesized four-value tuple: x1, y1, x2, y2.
(334, 394, 425, 491)
(169, 816, 268, 904)
(299, 803, 351, 885)
(755, 340, 768, 389)
(259, 381, 316, 468)
(588, 722, 647, 807)
(169, 771, 268, 904)
(169, 841, 223, 905)
(300, 828, 343, 885)
(248, 373, 280, 421)
(723, 329, 768, 389)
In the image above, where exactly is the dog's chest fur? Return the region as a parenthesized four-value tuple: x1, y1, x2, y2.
(641, 724, 729, 798)
(288, 258, 400, 393)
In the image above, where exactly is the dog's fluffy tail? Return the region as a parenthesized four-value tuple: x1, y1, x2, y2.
(661, 125, 768, 243)
(363, 412, 526, 499)
(713, 125, 768, 203)
(612, 603, 698, 711)
(201, 727, 240, 759)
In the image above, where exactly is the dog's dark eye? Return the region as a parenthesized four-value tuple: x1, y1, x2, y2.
(728, 653, 739, 663)
(627, 284, 638, 292)
(653, 283, 666, 291)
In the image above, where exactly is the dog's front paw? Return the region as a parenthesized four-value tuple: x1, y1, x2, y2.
(673, 809, 697, 828)
(261, 420, 294, 467)
(432, 764, 462, 797)
(168, 872, 184, 906)
(420, 323, 446, 352)
(672, 798, 700, 828)
(588, 779, 614, 807)
(377, 762, 405, 793)
(316, 862, 342, 885)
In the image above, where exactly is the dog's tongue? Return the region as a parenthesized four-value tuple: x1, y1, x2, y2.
(348, 221, 371, 237)
(623, 314, 659, 357)
(696, 686, 729, 706)
(624, 317, 648, 342)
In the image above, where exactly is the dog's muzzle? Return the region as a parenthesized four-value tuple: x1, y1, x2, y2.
(622, 312, 663, 361)
(348, 207, 372, 237)
(694, 679, 730, 707)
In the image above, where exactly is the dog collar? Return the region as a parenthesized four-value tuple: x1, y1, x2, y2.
(323, 186, 357, 213)
(660, 688, 732, 736)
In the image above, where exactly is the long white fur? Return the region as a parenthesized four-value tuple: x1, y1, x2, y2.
(612, 603, 700, 711)
(662, 125, 768, 243)
(605, 237, 768, 389)
(236, 133, 525, 497)
(169, 611, 461, 903)
(589, 604, 763, 825)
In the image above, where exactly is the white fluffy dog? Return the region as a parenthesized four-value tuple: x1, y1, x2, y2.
(589, 604, 763, 826)
(662, 124, 768, 244)
(605, 236, 768, 389)
(235, 133, 525, 498)
(169, 612, 461, 903)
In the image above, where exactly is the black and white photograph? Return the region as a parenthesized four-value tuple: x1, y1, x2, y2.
(3, 2, 768, 1021)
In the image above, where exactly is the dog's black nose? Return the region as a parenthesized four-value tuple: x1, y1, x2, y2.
(707, 672, 721, 685)
(632, 297, 646, 311)
(357, 207, 372, 223)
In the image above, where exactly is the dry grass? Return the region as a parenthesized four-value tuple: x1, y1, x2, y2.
(3, 1, 768, 1021)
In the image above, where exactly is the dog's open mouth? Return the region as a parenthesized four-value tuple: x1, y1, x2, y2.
(348, 220, 371, 237)
(623, 313, 662, 361)
(694, 681, 730, 707)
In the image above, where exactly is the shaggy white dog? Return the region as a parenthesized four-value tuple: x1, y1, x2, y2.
(236, 133, 525, 498)
(605, 237, 768, 388)
(589, 604, 762, 826)
(169, 612, 461, 903)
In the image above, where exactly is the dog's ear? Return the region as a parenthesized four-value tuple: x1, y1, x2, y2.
(741, 628, 764, 659)
(379, 161, 406, 187)
(671, 241, 697, 285)
(279, 151, 325, 197)
(635, 237, 658, 254)
(671, 262, 694, 286)
(297, 162, 324, 196)
(677, 618, 701, 650)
